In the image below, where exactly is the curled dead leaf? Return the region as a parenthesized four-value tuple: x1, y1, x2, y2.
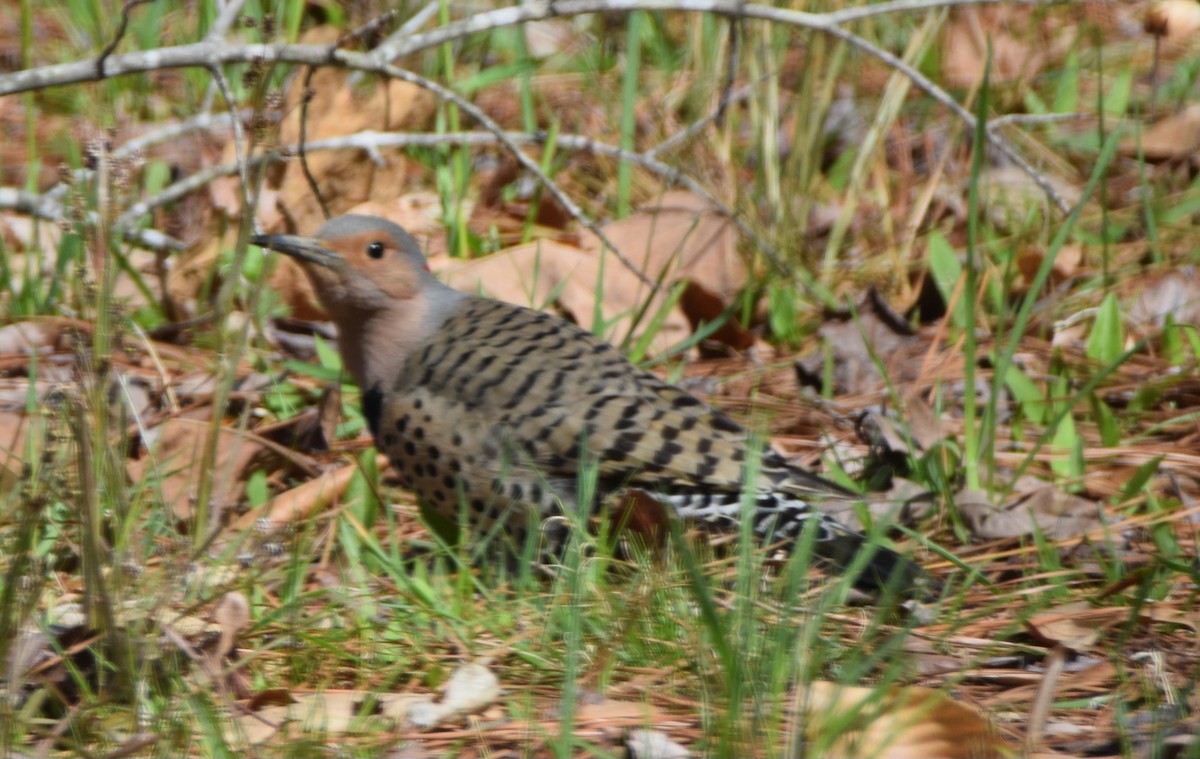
(407, 662, 501, 728)
(1025, 602, 1102, 652)
(956, 485, 1107, 542)
(1145, 0, 1200, 38)
(798, 680, 1003, 758)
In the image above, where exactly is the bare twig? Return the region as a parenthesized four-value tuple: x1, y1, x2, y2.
(95, 0, 154, 78)
(204, 0, 248, 43)
(0, 187, 183, 252)
(376, 65, 657, 287)
(0, 0, 1072, 214)
(647, 83, 753, 158)
(297, 67, 331, 220)
(96, 128, 776, 265)
(717, 16, 741, 128)
(295, 12, 400, 220)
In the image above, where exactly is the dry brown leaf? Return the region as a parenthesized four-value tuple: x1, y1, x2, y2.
(231, 455, 387, 532)
(266, 28, 436, 235)
(796, 290, 933, 396)
(1145, 0, 1200, 39)
(129, 415, 272, 521)
(799, 680, 1004, 758)
(941, 7, 1050, 89)
(579, 190, 751, 351)
(231, 690, 427, 744)
(1122, 105, 1200, 160)
(1129, 267, 1200, 331)
(1025, 602, 1102, 652)
(1016, 244, 1083, 289)
(407, 662, 502, 728)
(0, 320, 63, 355)
(956, 484, 1106, 542)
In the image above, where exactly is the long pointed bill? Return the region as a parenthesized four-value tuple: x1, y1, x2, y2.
(251, 233, 340, 268)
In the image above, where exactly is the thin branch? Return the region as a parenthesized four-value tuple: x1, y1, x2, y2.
(108, 128, 769, 273)
(0, 187, 184, 252)
(204, 0, 248, 43)
(647, 82, 754, 158)
(0, 0, 1071, 215)
(375, 65, 657, 287)
(95, 0, 154, 78)
(112, 109, 263, 160)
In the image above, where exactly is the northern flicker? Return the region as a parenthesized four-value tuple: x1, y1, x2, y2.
(254, 215, 926, 592)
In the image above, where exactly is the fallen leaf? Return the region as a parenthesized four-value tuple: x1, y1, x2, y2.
(626, 728, 691, 759)
(128, 415, 273, 521)
(956, 485, 1107, 542)
(1025, 602, 1102, 652)
(1129, 267, 1200, 331)
(941, 7, 1050, 89)
(798, 680, 1004, 758)
(1145, 0, 1200, 40)
(408, 662, 502, 728)
(1122, 105, 1200, 161)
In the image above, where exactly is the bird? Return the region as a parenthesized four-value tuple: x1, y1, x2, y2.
(253, 214, 928, 593)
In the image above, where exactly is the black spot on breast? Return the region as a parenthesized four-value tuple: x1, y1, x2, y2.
(680, 417, 698, 432)
(697, 438, 713, 455)
(414, 427, 425, 440)
(471, 498, 488, 514)
(428, 446, 440, 460)
(452, 433, 463, 447)
(672, 394, 703, 409)
(530, 482, 544, 503)
(442, 474, 456, 490)
(509, 483, 524, 501)
(413, 398, 423, 410)
(396, 415, 410, 433)
(404, 441, 417, 456)
(661, 426, 679, 440)
(711, 413, 742, 433)
(362, 385, 384, 440)
(383, 433, 397, 447)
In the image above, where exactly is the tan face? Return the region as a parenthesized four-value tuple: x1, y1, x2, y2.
(318, 230, 425, 302)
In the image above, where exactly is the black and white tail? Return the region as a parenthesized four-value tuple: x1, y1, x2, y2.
(656, 489, 928, 594)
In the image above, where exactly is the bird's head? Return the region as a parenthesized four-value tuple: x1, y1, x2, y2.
(253, 214, 433, 314)
(253, 214, 462, 392)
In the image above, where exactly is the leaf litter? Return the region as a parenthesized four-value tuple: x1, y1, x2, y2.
(2, 5, 1200, 759)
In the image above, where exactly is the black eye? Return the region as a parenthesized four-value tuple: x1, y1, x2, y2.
(366, 241, 386, 259)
